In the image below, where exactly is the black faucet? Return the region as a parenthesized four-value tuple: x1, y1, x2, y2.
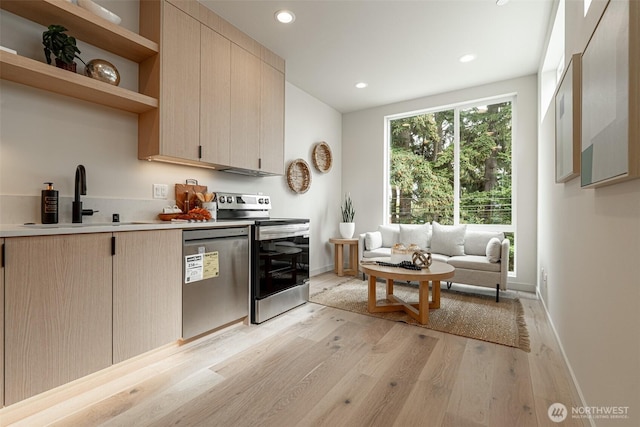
(72, 165, 97, 223)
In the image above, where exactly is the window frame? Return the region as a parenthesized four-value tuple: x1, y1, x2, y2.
(384, 94, 518, 270)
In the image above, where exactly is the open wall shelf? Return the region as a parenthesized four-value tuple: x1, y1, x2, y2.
(0, 0, 158, 62)
(0, 51, 157, 114)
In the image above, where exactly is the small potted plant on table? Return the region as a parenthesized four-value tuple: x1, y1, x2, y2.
(340, 193, 356, 238)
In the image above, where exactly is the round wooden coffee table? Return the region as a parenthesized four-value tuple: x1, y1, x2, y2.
(360, 261, 455, 325)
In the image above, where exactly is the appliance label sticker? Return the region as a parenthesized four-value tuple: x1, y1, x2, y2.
(203, 251, 219, 279)
(185, 254, 204, 283)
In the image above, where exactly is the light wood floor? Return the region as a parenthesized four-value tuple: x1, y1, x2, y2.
(1, 273, 587, 427)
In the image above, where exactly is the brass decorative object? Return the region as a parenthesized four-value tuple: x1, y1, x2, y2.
(412, 250, 433, 268)
(84, 59, 120, 86)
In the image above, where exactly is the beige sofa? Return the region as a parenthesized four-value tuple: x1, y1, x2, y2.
(358, 222, 510, 301)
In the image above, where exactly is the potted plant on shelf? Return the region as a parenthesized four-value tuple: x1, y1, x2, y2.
(340, 193, 356, 238)
(42, 25, 86, 72)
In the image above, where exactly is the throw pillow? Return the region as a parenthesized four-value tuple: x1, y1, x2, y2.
(399, 224, 430, 249)
(365, 231, 383, 250)
(430, 221, 466, 256)
(378, 225, 399, 247)
(464, 231, 505, 256)
(486, 237, 502, 263)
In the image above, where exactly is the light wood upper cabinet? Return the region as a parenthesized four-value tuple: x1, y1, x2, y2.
(200, 25, 231, 165)
(113, 230, 181, 364)
(4, 234, 113, 405)
(160, 2, 201, 161)
(139, 0, 285, 175)
(230, 43, 262, 171)
(260, 62, 285, 175)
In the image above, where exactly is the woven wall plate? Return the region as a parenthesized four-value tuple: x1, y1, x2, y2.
(312, 141, 333, 173)
(286, 159, 312, 194)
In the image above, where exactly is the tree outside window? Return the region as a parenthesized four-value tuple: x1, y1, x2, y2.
(388, 98, 514, 270)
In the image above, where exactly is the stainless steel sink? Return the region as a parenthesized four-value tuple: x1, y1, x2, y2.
(22, 222, 153, 229)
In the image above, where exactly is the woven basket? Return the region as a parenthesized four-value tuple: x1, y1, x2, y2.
(286, 159, 311, 194)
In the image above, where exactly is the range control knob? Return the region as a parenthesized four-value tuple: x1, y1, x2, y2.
(264, 197, 270, 205)
(218, 197, 225, 204)
(226, 196, 233, 203)
(258, 198, 264, 204)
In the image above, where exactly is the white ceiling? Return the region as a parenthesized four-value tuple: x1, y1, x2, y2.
(199, 0, 554, 113)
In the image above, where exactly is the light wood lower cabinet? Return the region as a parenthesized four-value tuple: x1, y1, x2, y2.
(4, 234, 113, 405)
(112, 230, 182, 363)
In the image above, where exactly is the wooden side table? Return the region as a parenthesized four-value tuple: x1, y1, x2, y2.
(329, 237, 359, 277)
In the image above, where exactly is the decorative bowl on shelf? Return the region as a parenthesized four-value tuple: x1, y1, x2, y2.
(77, 0, 122, 25)
(84, 59, 120, 85)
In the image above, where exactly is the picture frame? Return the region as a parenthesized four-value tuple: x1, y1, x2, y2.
(555, 53, 581, 183)
(580, 0, 639, 188)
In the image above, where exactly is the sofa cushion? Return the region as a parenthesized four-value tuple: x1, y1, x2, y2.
(399, 224, 431, 249)
(464, 231, 505, 256)
(448, 255, 501, 272)
(486, 237, 502, 263)
(378, 225, 399, 247)
(430, 222, 466, 256)
(431, 253, 450, 264)
(363, 247, 391, 258)
(364, 231, 382, 250)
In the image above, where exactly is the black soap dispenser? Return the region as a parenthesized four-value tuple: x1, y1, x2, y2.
(41, 182, 59, 224)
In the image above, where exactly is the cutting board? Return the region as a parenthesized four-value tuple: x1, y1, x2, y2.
(175, 181, 208, 212)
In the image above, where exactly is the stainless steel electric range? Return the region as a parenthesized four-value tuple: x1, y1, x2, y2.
(216, 193, 310, 324)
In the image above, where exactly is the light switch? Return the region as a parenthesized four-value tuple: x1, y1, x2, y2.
(153, 184, 169, 199)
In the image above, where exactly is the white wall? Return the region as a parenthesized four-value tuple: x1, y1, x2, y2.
(537, 0, 640, 424)
(0, 4, 342, 276)
(342, 76, 539, 289)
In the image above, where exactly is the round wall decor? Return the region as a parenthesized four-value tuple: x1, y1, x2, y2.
(286, 158, 312, 194)
(312, 141, 333, 173)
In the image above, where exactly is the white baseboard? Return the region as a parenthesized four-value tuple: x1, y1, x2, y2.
(536, 289, 594, 427)
(508, 281, 536, 293)
(310, 264, 335, 277)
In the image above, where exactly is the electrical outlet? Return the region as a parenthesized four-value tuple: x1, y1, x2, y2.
(153, 184, 169, 199)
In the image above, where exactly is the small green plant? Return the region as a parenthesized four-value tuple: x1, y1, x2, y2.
(42, 25, 85, 66)
(341, 193, 355, 222)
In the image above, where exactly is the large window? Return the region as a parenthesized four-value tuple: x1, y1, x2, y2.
(386, 97, 515, 269)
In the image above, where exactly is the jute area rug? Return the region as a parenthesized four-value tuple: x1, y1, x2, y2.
(310, 278, 530, 352)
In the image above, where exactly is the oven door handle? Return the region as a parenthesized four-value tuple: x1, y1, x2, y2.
(257, 223, 310, 241)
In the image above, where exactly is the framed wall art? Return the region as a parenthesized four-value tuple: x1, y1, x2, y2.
(555, 53, 582, 183)
(580, 0, 639, 188)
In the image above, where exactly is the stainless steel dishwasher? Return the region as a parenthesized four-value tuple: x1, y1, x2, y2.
(182, 227, 249, 340)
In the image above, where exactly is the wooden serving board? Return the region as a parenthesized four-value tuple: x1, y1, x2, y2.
(175, 182, 207, 212)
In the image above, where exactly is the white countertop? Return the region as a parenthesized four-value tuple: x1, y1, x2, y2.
(0, 220, 254, 238)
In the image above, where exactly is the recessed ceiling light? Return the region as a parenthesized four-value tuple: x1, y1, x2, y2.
(355, 82, 368, 89)
(496, 0, 510, 5)
(459, 54, 476, 63)
(275, 10, 295, 24)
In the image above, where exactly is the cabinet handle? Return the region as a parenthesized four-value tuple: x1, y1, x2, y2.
(1, 243, 4, 267)
(198, 145, 202, 159)
(111, 236, 116, 256)
(259, 158, 262, 169)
